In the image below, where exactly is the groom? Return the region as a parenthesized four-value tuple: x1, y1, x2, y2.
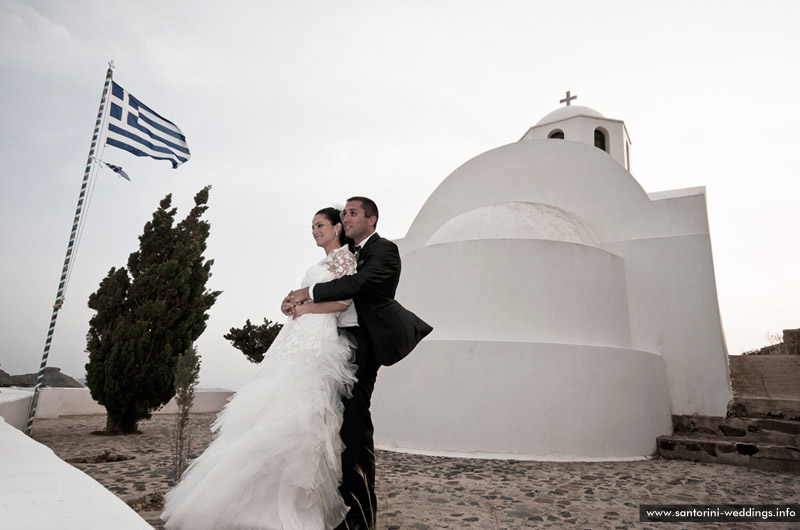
(283, 196, 432, 529)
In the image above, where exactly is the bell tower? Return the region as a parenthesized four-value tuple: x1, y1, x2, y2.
(520, 91, 633, 172)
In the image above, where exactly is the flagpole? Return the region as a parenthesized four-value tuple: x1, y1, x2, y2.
(24, 61, 115, 436)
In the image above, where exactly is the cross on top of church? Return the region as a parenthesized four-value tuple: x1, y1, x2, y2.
(560, 90, 577, 106)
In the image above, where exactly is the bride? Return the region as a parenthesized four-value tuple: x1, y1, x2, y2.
(161, 207, 358, 530)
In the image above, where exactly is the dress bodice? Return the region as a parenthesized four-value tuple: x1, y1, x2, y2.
(301, 245, 356, 291)
(301, 263, 335, 289)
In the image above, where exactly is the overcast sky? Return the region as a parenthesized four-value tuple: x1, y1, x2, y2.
(1, 0, 798, 390)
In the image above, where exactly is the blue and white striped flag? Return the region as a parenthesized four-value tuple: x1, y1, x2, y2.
(92, 157, 131, 181)
(106, 81, 191, 168)
(105, 162, 131, 181)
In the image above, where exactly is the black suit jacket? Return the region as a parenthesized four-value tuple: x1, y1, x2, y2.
(313, 233, 432, 366)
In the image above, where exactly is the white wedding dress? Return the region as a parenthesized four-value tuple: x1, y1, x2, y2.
(162, 246, 358, 530)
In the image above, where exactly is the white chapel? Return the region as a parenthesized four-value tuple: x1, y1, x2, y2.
(371, 95, 732, 460)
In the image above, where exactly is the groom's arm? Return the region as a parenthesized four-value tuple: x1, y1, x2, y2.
(280, 239, 400, 315)
(315, 239, 400, 302)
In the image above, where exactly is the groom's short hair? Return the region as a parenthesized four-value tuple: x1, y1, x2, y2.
(347, 196, 379, 228)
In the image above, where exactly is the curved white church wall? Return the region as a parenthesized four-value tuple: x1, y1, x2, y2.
(399, 140, 711, 254)
(373, 340, 672, 459)
(604, 234, 730, 416)
(378, 105, 731, 459)
(400, 239, 632, 347)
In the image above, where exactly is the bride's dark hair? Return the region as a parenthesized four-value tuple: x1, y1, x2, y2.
(316, 207, 348, 246)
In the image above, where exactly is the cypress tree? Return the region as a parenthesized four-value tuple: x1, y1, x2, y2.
(224, 318, 283, 364)
(85, 186, 221, 433)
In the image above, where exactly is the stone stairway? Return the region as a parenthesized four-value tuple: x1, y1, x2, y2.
(656, 347, 800, 473)
(656, 411, 800, 473)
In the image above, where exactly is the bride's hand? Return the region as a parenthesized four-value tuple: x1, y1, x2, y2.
(291, 301, 312, 318)
(281, 292, 294, 315)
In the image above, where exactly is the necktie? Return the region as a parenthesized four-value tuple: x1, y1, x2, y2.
(353, 245, 361, 261)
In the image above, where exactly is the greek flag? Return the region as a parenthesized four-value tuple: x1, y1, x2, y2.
(106, 81, 190, 168)
(92, 157, 131, 181)
(105, 162, 130, 181)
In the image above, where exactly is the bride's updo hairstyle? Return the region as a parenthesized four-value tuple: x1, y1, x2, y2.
(316, 207, 348, 246)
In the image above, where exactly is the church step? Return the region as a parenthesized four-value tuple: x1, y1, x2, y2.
(727, 397, 800, 421)
(656, 434, 800, 473)
(672, 414, 800, 446)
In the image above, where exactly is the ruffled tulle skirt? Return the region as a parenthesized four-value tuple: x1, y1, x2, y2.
(161, 312, 357, 530)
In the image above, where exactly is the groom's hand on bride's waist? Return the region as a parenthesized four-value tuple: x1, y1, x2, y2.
(281, 292, 295, 316)
(281, 288, 311, 315)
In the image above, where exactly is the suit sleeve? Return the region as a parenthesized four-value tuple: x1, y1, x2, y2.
(314, 239, 400, 302)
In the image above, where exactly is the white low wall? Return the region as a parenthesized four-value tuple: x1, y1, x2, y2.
(33, 388, 234, 419)
(35, 387, 105, 418)
(0, 416, 154, 530)
(0, 388, 34, 431)
(0, 387, 233, 430)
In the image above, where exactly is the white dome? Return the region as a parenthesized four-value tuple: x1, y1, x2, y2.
(426, 201, 598, 246)
(535, 105, 604, 126)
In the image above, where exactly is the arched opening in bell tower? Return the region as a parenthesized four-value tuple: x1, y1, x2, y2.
(594, 128, 608, 152)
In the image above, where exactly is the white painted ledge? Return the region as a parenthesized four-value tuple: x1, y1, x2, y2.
(0, 388, 34, 430)
(0, 417, 154, 530)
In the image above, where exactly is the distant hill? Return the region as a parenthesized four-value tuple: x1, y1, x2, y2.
(0, 366, 83, 388)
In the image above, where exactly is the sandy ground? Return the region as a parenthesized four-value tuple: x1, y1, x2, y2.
(31, 413, 799, 529)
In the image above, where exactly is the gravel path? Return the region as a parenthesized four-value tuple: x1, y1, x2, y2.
(31, 414, 799, 529)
